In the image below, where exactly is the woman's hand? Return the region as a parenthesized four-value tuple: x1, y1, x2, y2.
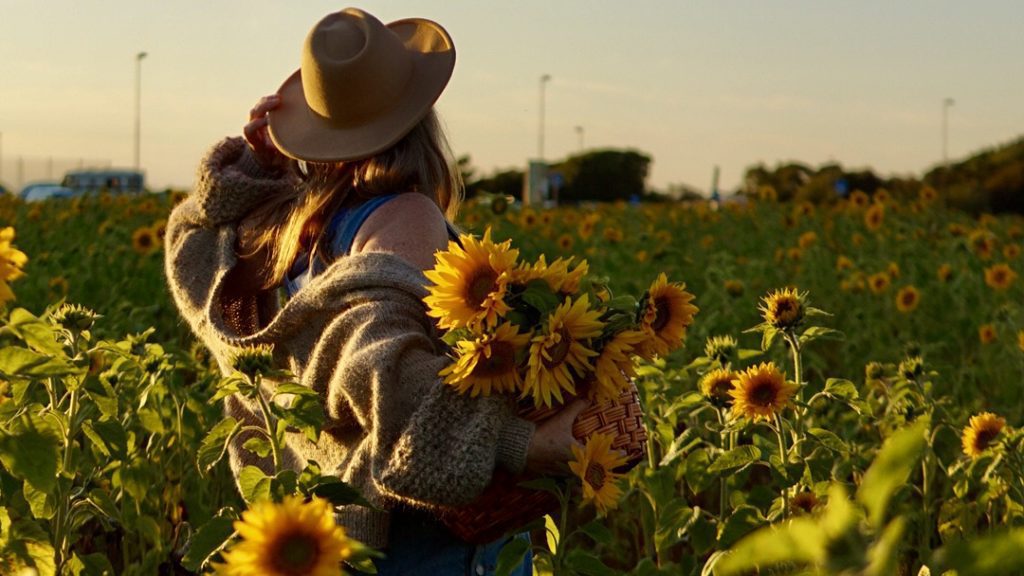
(524, 399, 590, 477)
(243, 94, 289, 171)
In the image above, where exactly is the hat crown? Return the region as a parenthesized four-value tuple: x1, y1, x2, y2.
(301, 8, 413, 126)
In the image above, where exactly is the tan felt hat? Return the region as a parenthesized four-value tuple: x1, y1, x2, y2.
(268, 7, 455, 162)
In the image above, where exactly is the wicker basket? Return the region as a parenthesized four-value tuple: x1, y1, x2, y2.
(439, 382, 647, 544)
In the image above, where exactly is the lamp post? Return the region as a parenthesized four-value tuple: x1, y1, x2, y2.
(574, 125, 584, 152)
(942, 97, 954, 171)
(538, 74, 551, 161)
(134, 51, 147, 171)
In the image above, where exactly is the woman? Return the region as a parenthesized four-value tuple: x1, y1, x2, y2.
(164, 7, 585, 575)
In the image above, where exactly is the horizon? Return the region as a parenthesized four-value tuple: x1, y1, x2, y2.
(2, 1, 1022, 195)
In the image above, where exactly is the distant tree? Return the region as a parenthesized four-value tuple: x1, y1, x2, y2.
(554, 149, 651, 203)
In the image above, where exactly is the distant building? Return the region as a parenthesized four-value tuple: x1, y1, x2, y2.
(61, 169, 145, 194)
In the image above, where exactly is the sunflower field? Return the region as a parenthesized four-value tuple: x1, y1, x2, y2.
(1, 186, 1023, 575)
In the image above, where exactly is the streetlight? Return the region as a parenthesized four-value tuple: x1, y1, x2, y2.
(538, 74, 551, 161)
(134, 51, 147, 171)
(942, 97, 954, 171)
(574, 125, 584, 152)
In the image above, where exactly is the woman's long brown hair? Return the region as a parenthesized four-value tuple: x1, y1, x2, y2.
(240, 109, 462, 289)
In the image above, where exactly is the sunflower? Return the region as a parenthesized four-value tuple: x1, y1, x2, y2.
(699, 367, 736, 408)
(729, 362, 798, 422)
(798, 231, 817, 249)
(895, 286, 920, 313)
(969, 230, 995, 260)
(759, 287, 806, 330)
(602, 226, 624, 243)
(848, 190, 869, 209)
(984, 263, 1017, 291)
(937, 264, 954, 283)
(131, 226, 159, 255)
(636, 273, 699, 360)
(524, 294, 605, 407)
(557, 234, 574, 252)
(790, 491, 820, 515)
(520, 209, 538, 228)
(979, 324, 997, 344)
(568, 432, 628, 515)
(215, 496, 353, 576)
(0, 227, 28, 305)
(758, 185, 778, 202)
(439, 322, 531, 397)
(511, 256, 588, 296)
(591, 329, 646, 403)
(868, 272, 890, 294)
(48, 276, 69, 297)
(724, 279, 744, 298)
(423, 229, 518, 331)
(1004, 243, 1022, 260)
(961, 412, 1006, 458)
(874, 188, 891, 203)
(1017, 330, 1024, 353)
(835, 255, 854, 272)
(864, 203, 885, 231)
(887, 262, 900, 279)
(919, 185, 938, 203)
(704, 334, 738, 365)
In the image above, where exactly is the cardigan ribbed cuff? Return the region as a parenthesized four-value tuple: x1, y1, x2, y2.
(495, 416, 535, 475)
(336, 505, 390, 550)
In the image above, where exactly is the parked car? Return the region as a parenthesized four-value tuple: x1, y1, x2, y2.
(62, 169, 145, 194)
(19, 182, 77, 202)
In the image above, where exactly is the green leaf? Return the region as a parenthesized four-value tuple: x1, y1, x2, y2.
(822, 378, 859, 400)
(856, 420, 927, 528)
(67, 552, 115, 576)
(579, 520, 613, 545)
(23, 480, 57, 519)
(684, 448, 714, 493)
(181, 515, 237, 572)
(8, 308, 64, 356)
(708, 445, 761, 475)
(798, 326, 843, 345)
(10, 518, 57, 576)
(0, 346, 74, 378)
(0, 412, 62, 492)
(807, 428, 848, 453)
(81, 419, 128, 461)
(717, 506, 767, 549)
(196, 417, 240, 475)
(242, 436, 272, 458)
(310, 479, 373, 508)
(494, 535, 531, 576)
(865, 517, 905, 576)
(760, 327, 779, 351)
(564, 548, 616, 576)
(711, 517, 824, 575)
(238, 465, 272, 504)
(932, 528, 1024, 574)
(520, 279, 561, 314)
(271, 382, 320, 400)
(272, 395, 324, 443)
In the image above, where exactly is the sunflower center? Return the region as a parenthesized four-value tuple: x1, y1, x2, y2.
(269, 531, 320, 575)
(750, 379, 777, 406)
(543, 328, 572, 369)
(773, 299, 799, 323)
(584, 462, 606, 490)
(473, 341, 517, 377)
(975, 428, 1000, 451)
(466, 269, 499, 307)
(901, 292, 916, 306)
(711, 378, 733, 400)
(650, 298, 671, 333)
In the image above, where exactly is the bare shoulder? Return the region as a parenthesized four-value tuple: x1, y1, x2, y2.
(352, 193, 450, 271)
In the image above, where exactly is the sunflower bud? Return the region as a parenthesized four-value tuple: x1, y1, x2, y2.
(898, 356, 924, 381)
(703, 335, 738, 365)
(51, 303, 100, 332)
(230, 345, 275, 380)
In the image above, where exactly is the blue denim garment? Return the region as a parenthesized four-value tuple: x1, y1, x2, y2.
(353, 510, 532, 576)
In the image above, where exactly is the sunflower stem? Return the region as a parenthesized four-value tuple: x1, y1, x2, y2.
(785, 331, 805, 443)
(717, 408, 728, 523)
(252, 374, 282, 474)
(774, 413, 790, 518)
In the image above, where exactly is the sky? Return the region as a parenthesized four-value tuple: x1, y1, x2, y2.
(1, 0, 1022, 195)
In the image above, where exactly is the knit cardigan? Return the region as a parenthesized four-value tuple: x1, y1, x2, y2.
(164, 137, 536, 548)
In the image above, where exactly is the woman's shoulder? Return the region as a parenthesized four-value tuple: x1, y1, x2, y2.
(351, 192, 450, 271)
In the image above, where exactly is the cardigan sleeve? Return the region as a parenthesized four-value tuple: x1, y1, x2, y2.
(313, 281, 535, 508)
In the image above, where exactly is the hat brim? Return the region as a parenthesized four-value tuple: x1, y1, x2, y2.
(267, 18, 455, 163)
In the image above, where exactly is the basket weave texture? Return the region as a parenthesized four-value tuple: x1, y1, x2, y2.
(439, 383, 647, 544)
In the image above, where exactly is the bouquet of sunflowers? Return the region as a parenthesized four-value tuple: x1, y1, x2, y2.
(423, 228, 698, 410)
(423, 227, 698, 542)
